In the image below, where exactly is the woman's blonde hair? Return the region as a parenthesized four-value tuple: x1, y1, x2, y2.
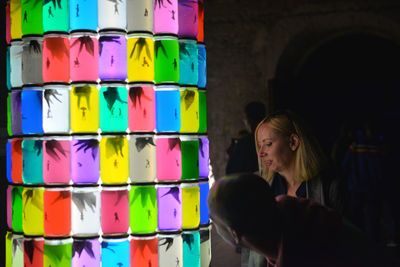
(255, 110, 328, 183)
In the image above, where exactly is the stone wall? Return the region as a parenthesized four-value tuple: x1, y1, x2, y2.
(204, 0, 400, 179)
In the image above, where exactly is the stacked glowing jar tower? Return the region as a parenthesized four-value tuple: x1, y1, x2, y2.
(5, 0, 210, 266)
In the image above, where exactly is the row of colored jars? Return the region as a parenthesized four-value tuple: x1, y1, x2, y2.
(7, 135, 210, 184)
(7, 34, 206, 87)
(8, 84, 207, 135)
(6, 226, 211, 267)
(6, 0, 204, 41)
(7, 182, 210, 235)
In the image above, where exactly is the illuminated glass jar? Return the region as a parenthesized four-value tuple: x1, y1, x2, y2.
(43, 137, 71, 184)
(156, 135, 182, 181)
(181, 182, 200, 230)
(70, 31, 99, 82)
(100, 186, 130, 235)
(11, 89, 22, 135)
(127, 33, 154, 82)
(180, 87, 199, 133)
(43, 238, 73, 267)
(71, 186, 101, 236)
(11, 185, 24, 233)
(21, 0, 43, 35)
(182, 230, 201, 267)
(131, 235, 159, 266)
(129, 184, 158, 234)
(153, 0, 178, 34)
(158, 232, 183, 267)
(72, 237, 101, 267)
(155, 85, 181, 132)
(197, 0, 204, 42)
(127, 0, 153, 33)
(70, 136, 100, 184)
(198, 89, 207, 133)
(42, 0, 69, 32)
(11, 138, 23, 184)
(44, 187, 72, 237)
(157, 183, 182, 231)
(10, 0, 22, 40)
(6, 232, 12, 267)
(7, 185, 12, 229)
(197, 43, 207, 88)
(7, 139, 12, 183)
(7, 92, 13, 136)
(178, 0, 198, 38)
(10, 40, 23, 88)
(179, 39, 198, 85)
(198, 136, 209, 178)
(199, 179, 210, 224)
(200, 225, 212, 267)
(22, 35, 43, 85)
(128, 83, 156, 132)
(99, 30, 127, 80)
(21, 86, 44, 134)
(154, 35, 179, 83)
(69, 0, 98, 31)
(22, 187, 44, 236)
(6, 47, 11, 90)
(6, 3, 11, 44)
(129, 134, 156, 183)
(42, 33, 70, 83)
(99, 82, 128, 132)
(180, 135, 199, 181)
(70, 83, 99, 133)
(22, 138, 44, 184)
(100, 135, 129, 184)
(24, 237, 44, 267)
(42, 83, 70, 134)
(98, 0, 127, 30)
(101, 237, 130, 266)
(12, 234, 24, 266)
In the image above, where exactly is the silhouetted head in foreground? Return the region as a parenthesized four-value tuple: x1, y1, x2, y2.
(207, 173, 282, 259)
(208, 173, 400, 266)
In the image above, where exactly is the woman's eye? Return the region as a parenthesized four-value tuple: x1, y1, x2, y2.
(266, 143, 272, 147)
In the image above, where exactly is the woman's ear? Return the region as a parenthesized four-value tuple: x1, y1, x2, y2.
(289, 134, 300, 151)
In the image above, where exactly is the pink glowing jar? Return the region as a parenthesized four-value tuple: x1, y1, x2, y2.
(101, 186, 130, 235)
(156, 135, 182, 182)
(128, 83, 156, 132)
(43, 137, 71, 185)
(70, 31, 99, 82)
(153, 0, 178, 35)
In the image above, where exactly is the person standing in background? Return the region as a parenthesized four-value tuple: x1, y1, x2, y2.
(226, 101, 266, 175)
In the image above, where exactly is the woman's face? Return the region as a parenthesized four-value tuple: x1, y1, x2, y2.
(256, 123, 296, 174)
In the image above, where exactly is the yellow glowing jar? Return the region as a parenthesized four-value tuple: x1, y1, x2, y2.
(10, 0, 22, 40)
(127, 33, 154, 82)
(180, 87, 199, 133)
(70, 84, 99, 133)
(22, 187, 44, 236)
(181, 182, 200, 229)
(100, 136, 129, 184)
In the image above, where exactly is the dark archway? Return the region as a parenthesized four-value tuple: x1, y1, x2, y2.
(274, 33, 400, 155)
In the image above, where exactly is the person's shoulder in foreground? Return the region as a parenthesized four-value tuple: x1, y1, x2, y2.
(207, 173, 400, 267)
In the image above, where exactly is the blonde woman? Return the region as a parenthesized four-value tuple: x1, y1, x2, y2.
(242, 110, 345, 267)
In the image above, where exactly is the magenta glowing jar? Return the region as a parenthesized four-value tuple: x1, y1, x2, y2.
(153, 0, 178, 35)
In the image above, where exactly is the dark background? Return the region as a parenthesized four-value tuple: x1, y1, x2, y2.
(2, 0, 400, 265)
